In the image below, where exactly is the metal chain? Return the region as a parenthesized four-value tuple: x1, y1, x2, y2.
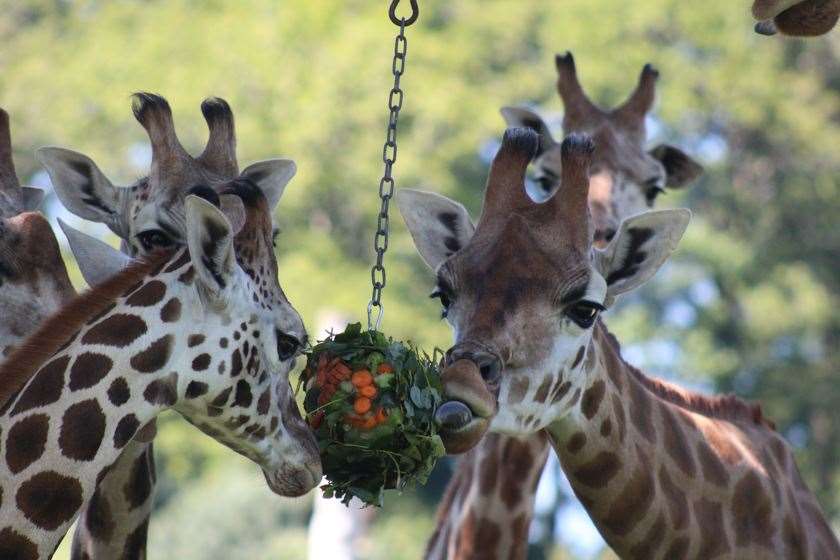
(367, 0, 418, 331)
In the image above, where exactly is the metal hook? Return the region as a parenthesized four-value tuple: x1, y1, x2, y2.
(389, 0, 419, 27)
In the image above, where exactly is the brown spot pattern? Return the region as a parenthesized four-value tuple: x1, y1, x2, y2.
(581, 380, 606, 420)
(186, 381, 209, 399)
(124, 452, 153, 508)
(661, 405, 696, 476)
(10, 356, 69, 416)
(573, 451, 620, 488)
(628, 378, 655, 443)
(257, 389, 271, 414)
(16, 470, 83, 530)
(664, 536, 690, 559)
(130, 335, 173, 373)
(601, 446, 655, 536)
(59, 399, 106, 461)
(628, 512, 665, 559)
(612, 395, 627, 443)
(732, 471, 773, 548)
(697, 439, 729, 486)
(84, 487, 115, 541)
(533, 376, 553, 403)
(114, 414, 141, 448)
(143, 372, 178, 406)
(478, 446, 499, 494)
(125, 280, 166, 307)
(600, 418, 612, 437)
(694, 498, 730, 558)
(82, 314, 147, 347)
(566, 432, 587, 454)
(550, 380, 572, 404)
(69, 352, 113, 391)
(507, 376, 529, 404)
(188, 334, 205, 347)
(192, 353, 211, 371)
(160, 298, 181, 322)
(5, 413, 49, 474)
(107, 377, 130, 406)
(659, 465, 689, 531)
(0, 528, 38, 560)
(233, 380, 253, 407)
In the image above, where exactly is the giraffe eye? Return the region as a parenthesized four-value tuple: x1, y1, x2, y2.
(537, 176, 555, 193)
(565, 301, 604, 328)
(430, 288, 452, 319)
(276, 330, 302, 361)
(644, 178, 666, 204)
(136, 229, 174, 251)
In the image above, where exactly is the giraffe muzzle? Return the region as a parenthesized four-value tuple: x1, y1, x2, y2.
(437, 358, 498, 454)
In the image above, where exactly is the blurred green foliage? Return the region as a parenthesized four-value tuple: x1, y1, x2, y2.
(3, 0, 838, 558)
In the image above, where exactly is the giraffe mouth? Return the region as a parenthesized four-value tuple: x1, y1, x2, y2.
(437, 359, 498, 454)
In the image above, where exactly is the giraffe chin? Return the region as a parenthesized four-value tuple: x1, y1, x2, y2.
(439, 415, 492, 455)
(262, 461, 323, 497)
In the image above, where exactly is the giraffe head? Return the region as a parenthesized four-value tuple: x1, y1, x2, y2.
(31, 96, 319, 495)
(37, 93, 295, 258)
(502, 52, 702, 246)
(177, 181, 320, 495)
(0, 108, 74, 358)
(752, 0, 840, 36)
(398, 128, 690, 452)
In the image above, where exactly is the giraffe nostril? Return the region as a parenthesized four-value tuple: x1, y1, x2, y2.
(603, 228, 617, 242)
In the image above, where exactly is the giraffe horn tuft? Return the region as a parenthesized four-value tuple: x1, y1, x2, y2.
(476, 127, 539, 233)
(197, 97, 238, 178)
(555, 51, 602, 132)
(131, 92, 192, 185)
(613, 63, 659, 128)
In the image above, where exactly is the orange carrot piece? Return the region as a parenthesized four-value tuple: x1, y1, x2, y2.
(359, 385, 377, 398)
(351, 370, 373, 387)
(354, 397, 372, 414)
(377, 363, 394, 374)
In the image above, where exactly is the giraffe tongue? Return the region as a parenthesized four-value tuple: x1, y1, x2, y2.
(435, 400, 473, 431)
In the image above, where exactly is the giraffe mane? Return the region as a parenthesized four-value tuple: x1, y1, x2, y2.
(601, 327, 776, 430)
(0, 251, 172, 411)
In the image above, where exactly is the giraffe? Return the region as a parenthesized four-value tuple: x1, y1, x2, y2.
(423, 52, 704, 559)
(0, 109, 320, 560)
(36, 93, 297, 559)
(752, 0, 840, 36)
(0, 108, 75, 360)
(398, 128, 840, 559)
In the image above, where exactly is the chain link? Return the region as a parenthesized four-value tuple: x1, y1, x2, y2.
(368, 5, 416, 331)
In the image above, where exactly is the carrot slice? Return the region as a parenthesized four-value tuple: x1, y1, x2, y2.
(354, 397, 372, 414)
(377, 363, 394, 374)
(351, 370, 373, 387)
(359, 385, 377, 398)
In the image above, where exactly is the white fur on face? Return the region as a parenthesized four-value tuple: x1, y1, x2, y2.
(490, 270, 608, 435)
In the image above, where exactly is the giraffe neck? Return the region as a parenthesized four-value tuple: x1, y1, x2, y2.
(543, 321, 839, 559)
(425, 432, 549, 560)
(0, 251, 237, 558)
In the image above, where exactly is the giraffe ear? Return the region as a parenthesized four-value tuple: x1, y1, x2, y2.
(185, 194, 236, 301)
(396, 189, 475, 270)
(595, 209, 690, 304)
(240, 159, 296, 212)
(649, 145, 703, 189)
(36, 147, 130, 238)
(58, 218, 131, 287)
(500, 107, 556, 156)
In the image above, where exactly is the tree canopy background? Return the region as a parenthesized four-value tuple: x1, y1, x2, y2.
(2, 1, 838, 558)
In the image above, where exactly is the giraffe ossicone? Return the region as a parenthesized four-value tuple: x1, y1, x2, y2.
(400, 127, 840, 558)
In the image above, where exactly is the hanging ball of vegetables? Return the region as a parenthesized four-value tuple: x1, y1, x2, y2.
(300, 323, 447, 506)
